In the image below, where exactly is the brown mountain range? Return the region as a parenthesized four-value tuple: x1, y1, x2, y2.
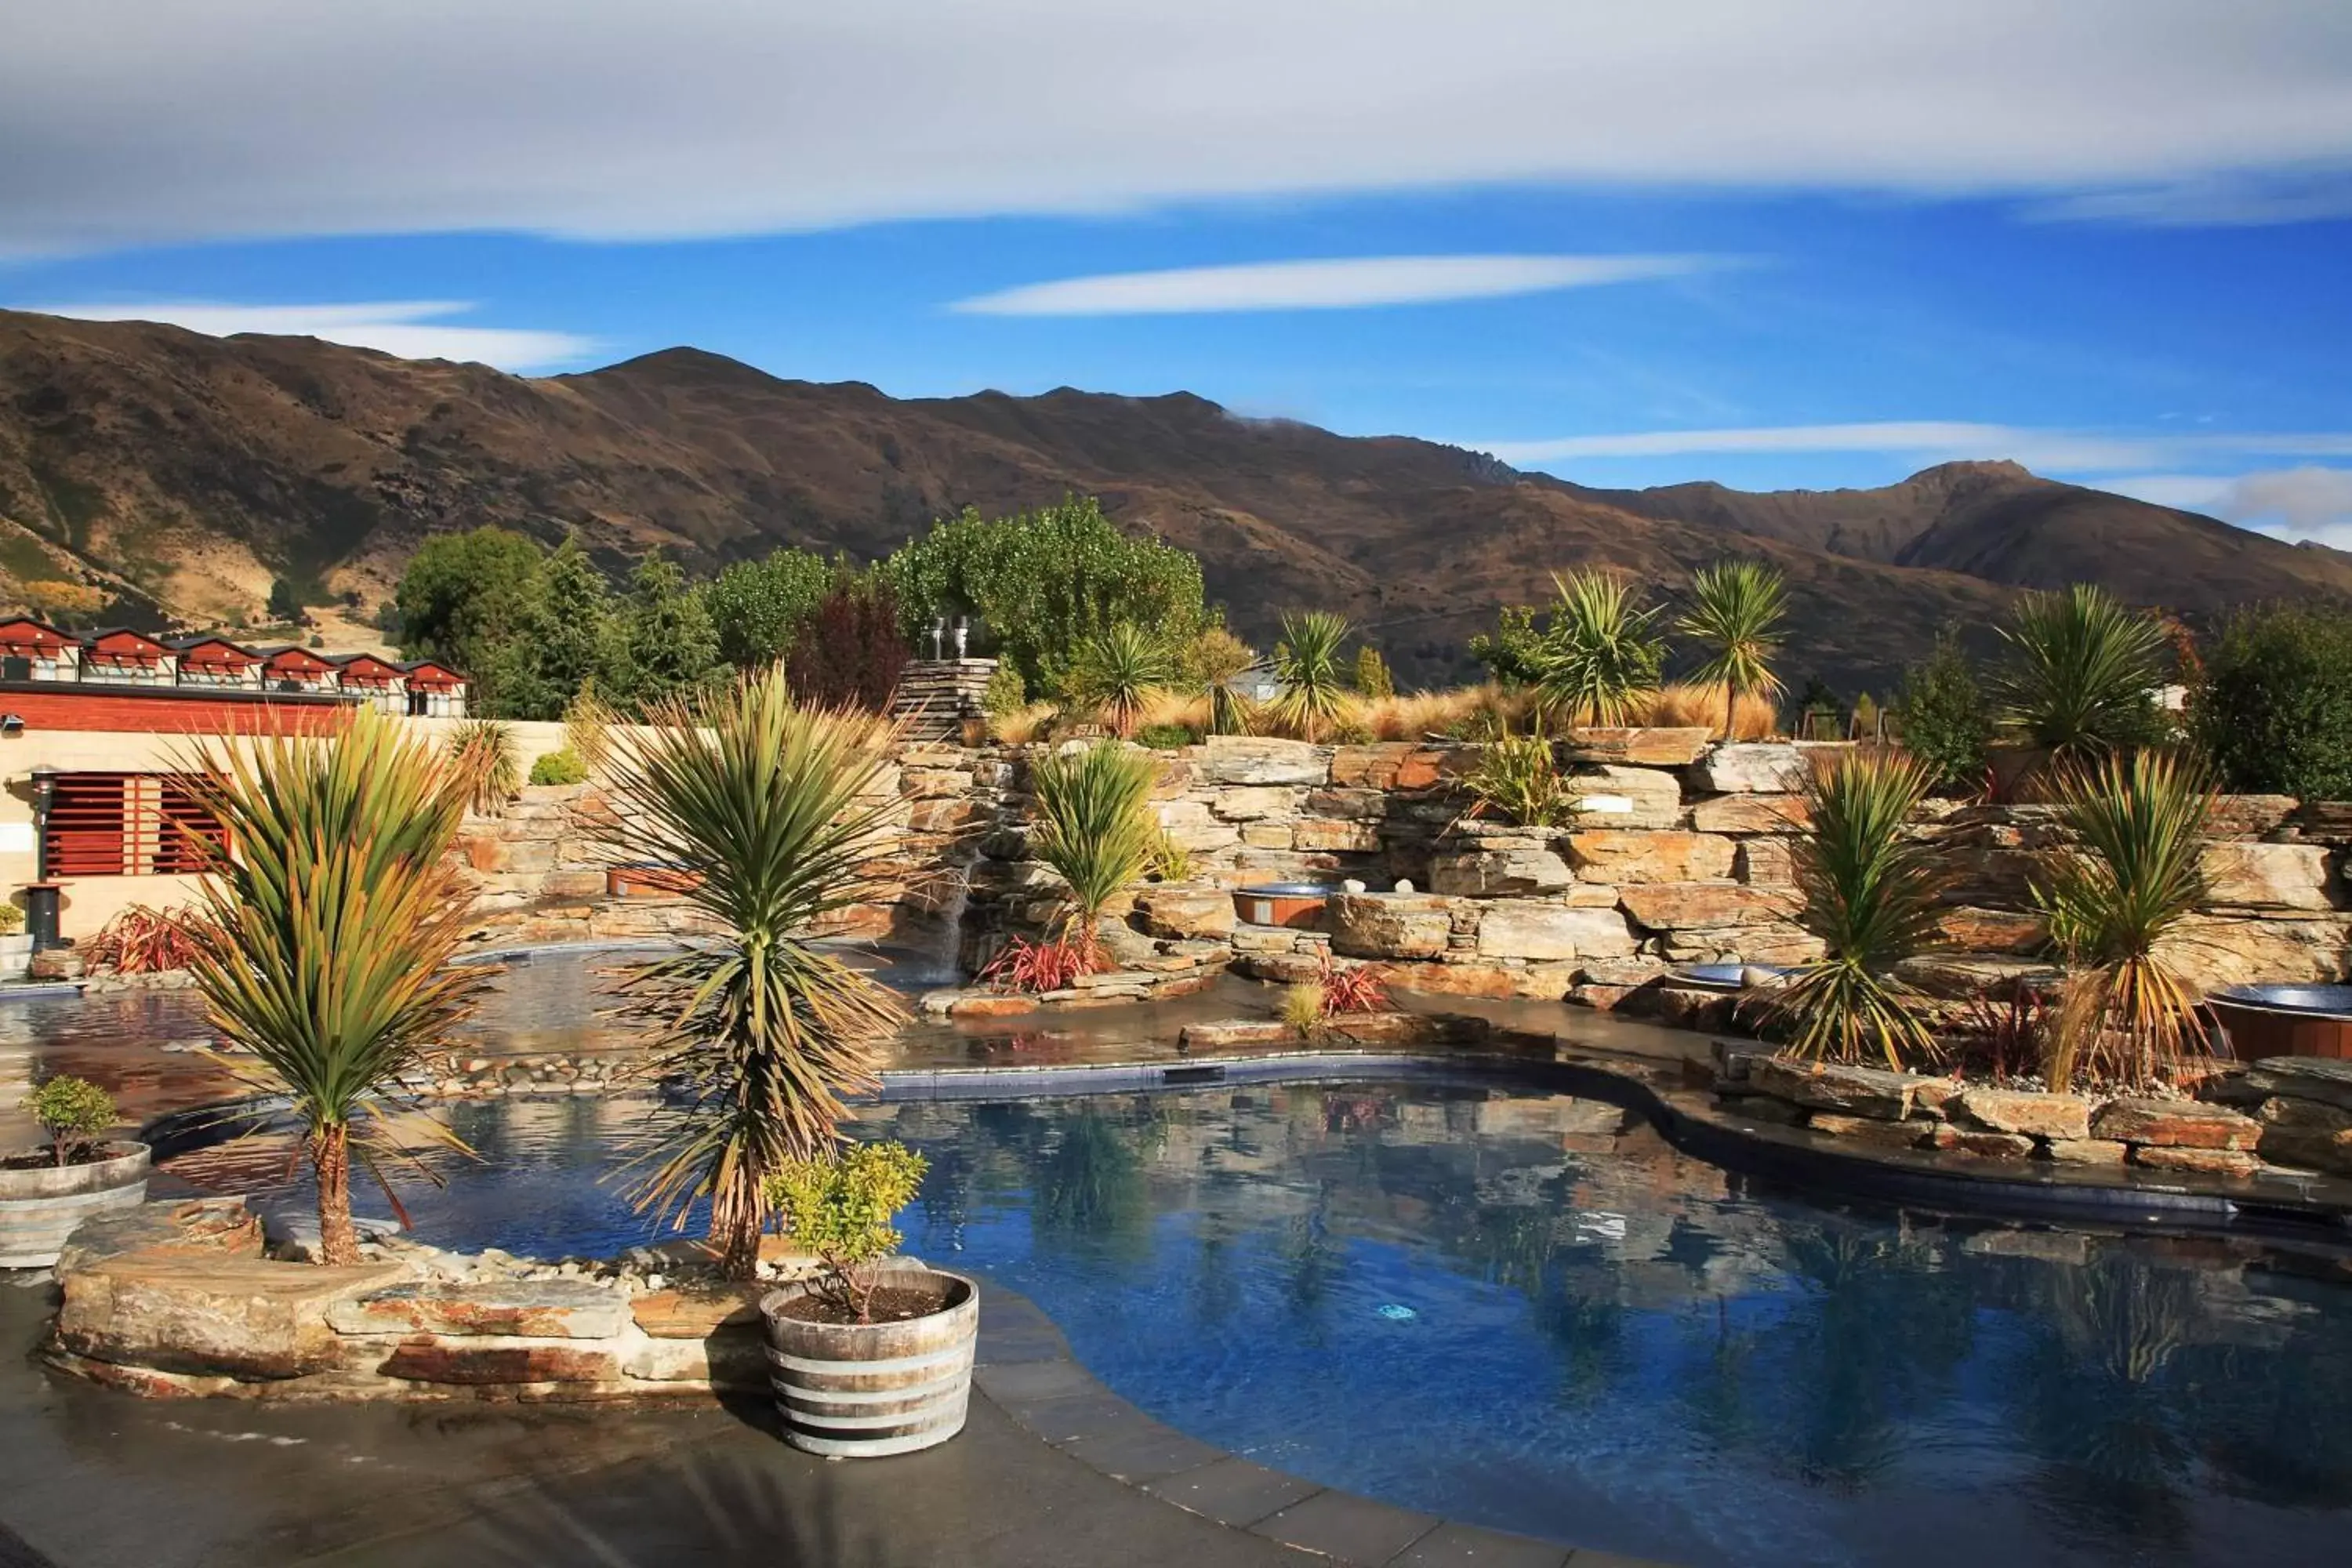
(2, 307, 2342, 691)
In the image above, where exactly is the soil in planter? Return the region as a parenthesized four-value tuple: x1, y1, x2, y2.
(4, 1150, 96, 1171)
(774, 1284, 955, 1326)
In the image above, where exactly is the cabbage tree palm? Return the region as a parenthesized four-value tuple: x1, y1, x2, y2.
(1070, 622, 1171, 739)
(1266, 611, 1354, 742)
(182, 707, 483, 1266)
(1533, 570, 1666, 729)
(1768, 749, 1944, 1068)
(1029, 740, 1160, 968)
(1996, 584, 2165, 764)
(601, 668, 911, 1278)
(2035, 750, 2215, 1091)
(1678, 560, 1788, 739)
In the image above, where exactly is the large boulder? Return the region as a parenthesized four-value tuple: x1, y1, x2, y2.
(1428, 844, 1572, 896)
(2198, 842, 2337, 911)
(1291, 818, 1384, 853)
(1565, 829, 1736, 884)
(1619, 882, 1802, 931)
(1329, 892, 1454, 959)
(1690, 794, 1811, 834)
(1330, 743, 1463, 790)
(1957, 1087, 2092, 1142)
(1559, 728, 1714, 766)
(1200, 736, 1330, 786)
(2241, 1055, 2352, 1115)
(1746, 1058, 1925, 1120)
(1691, 743, 1809, 794)
(2089, 1097, 2262, 1151)
(2256, 1097, 2352, 1175)
(55, 1254, 408, 1381)
(1134, 884, 1238, 940)
(325, 1280, 630, 1339)
(1209, 786, 1301, 822)
(2165, 913, 2352, 988)
(1475, 902, 1637, 961)
(1565, 766, 1682, 829)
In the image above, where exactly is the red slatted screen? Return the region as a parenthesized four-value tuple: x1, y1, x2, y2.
(43, 773, 227, 877)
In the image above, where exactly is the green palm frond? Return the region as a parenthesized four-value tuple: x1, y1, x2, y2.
(1769, 748, 1944, 1068)
(2034, 750, 2214, 1091)
(600, 667, 912, 1276)
(1532, 570, 1666, 728)
(1266, 612, 1356, 742)
(1029, 741, 1160, 959)
(1678, 560, 1788, 731)
(179, 706, 484, 1264)
(1995, 584, 2165, 761)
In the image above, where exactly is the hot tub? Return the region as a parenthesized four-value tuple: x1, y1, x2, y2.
(2208, 984, 2352, 1061)
(1671, 962, 1794, 993)
(1232, 882, 1331, 930)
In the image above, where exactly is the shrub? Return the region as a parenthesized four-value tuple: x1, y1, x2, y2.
(982, 661, 1029, 716)
(1995, 584, 2166, 762)
(787, 574, 913, 713)
(562, 683, 615, 775)
(1464, 730, 1573, 826)
(2036, 750, 2215, 1092)
(1029, 742, 1159, 967)
(0, 902, 20, 936)
(2189, 601, 2352, 800)
(1769, 750, 1944, 1068)
(1530, 570, 1666, 728)
(990, 701, 1058, 746)
(978, 934, 1096, 994)
(1353, 644, 1396, 699)
(1184, 625, 1259, 737)
(1894, 634, 1994, 795)
(1634, 681, 1778, 740)
(1316, 952, 1391, 1014)
(444, 718, 521, 814)
(1135, 723, 1196, 750)
(85, 905, 211, 974)
(528, 749, 589, 786)
(1265, 611, 1356, 742)
(764, 1142, 929, 1324)
(1145, 829, 1196, 882)
(1951, 978, 2053, 1084)
(1281, 983, 1326, 1036)
(23, 1074, 116, 1167)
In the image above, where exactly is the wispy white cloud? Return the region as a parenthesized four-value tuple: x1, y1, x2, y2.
(1485, 421, 2168, 473)
(2031, 168, 2352, 227)
(2108, 465, 2352, 549)
(2, 2, 2349, 252)
(20, 300, 597, 371)
(1485, 423, 2352, 477)
(952, 254, 1719, 316)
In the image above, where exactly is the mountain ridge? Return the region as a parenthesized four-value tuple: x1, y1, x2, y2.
(1, 308, 2340, 691)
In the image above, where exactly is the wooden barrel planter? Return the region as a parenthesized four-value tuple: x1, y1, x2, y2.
(0, 1142, 150, 1269)
(760, 1266, 979, 1457)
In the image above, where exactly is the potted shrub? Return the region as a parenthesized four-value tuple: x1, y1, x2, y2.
(759, 1142, 978, 1457)
(2, 1074, 150, 1269)
(0, 898, 27, 981)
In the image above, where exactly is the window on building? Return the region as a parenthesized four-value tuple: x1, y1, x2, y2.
(42, 773, 228, 877)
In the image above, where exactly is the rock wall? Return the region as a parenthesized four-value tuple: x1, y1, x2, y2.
(443, 731, 2352, 1000)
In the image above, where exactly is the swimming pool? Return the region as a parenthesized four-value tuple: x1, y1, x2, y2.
(163, 1079, 2352, 1568)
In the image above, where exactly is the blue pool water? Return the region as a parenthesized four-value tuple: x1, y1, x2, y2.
(164, 1080, 2352, 1568)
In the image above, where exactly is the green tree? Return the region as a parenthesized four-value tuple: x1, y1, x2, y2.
(1677, 559, 1788, 737)
(2190, 602, 2352, 800)
(392, 527, 550, 716)
(601, 553, 723, 713)
(883, 498, 1207, 698)
(1895, 634, 1994, 794)
(267, 576, 304, 623)
(1468, 604, 1546, 688)
(1352, 644, 1396, 700)
(706, 547, 834, 671)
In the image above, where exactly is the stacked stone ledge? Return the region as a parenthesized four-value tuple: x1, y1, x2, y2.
(42, 1196, 797, 1402)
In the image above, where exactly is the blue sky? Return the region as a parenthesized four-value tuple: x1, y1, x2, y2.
(5, 2, 2350, 541)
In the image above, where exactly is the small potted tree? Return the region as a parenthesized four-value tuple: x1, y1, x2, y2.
(759, 1142, 978, 1457)
(2, 1075, 150, 1268)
